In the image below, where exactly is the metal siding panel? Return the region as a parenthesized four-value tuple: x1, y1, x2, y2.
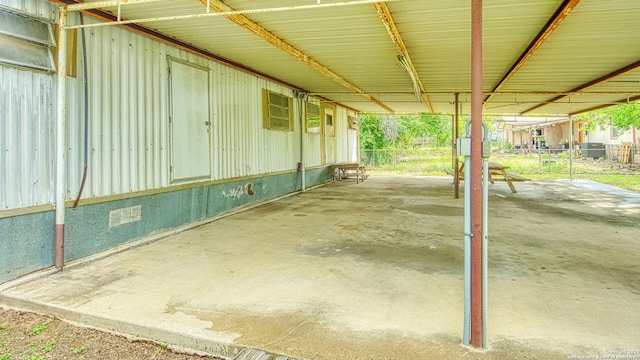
(66, 74, 80, 200)
(0, 65, 54, 210)
(212, 67, 299, 179)
(305, 133, 322, 167)
(65, 18, 176, 199)
(0, 0, 56, 21)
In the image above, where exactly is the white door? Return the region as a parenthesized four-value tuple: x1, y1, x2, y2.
(168, 59, 211, 182)
(322, 105, 336, 164)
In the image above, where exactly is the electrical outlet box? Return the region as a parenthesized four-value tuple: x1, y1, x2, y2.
(457, 138, 471, 156)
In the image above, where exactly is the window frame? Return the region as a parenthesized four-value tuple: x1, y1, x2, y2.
(262, 89, 294, 132)
(305, 100, 321, 134)
(610, 123, 624, 139)
(0, 8, 56, 72)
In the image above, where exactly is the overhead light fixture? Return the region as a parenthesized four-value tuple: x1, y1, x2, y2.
(397, 55, 421, 102)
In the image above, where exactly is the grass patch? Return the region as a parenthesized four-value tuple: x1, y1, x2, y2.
(364, 148, 640, 192)
(28, 321, 50, 336)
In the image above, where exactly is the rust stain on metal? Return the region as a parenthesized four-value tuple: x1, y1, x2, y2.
(374, 2, 434, 113)
(485, 0, 581, 106)
(199, 0, 395, 113)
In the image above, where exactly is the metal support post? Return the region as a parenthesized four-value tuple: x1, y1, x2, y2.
(55, 6, 68, 269)
(470, 0, 484, 348)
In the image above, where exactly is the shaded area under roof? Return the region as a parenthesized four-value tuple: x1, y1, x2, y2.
(60, 0, 640, 115)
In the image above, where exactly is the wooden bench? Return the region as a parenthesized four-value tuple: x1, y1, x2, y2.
(331, 162, 368, 184)
(445, 162, 529, 193)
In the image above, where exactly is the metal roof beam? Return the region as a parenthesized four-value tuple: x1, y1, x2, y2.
(198, 0, 395, 113)
(569, 95, 640, 116)
(484, 0, 581, 106)
(65, 1, 402, 30)
(523, 60, 640, 114)
(65, 0, 169, 12)
(374, 2, 434, 113)
(65, 0, 396, 12)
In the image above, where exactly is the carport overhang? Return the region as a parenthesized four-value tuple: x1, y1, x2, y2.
(51, 0, 640, 116)
(48, 0, 640, 351)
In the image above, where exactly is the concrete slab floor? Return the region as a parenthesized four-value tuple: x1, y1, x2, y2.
(1, 176, 639, 360)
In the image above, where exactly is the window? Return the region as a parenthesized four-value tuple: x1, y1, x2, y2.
(610, 124, 624, 139)
(306, 102, 321, 133)
(0, 9, 55, 71)
(262, 89, 294, 131)
(326, 112, 333, 127)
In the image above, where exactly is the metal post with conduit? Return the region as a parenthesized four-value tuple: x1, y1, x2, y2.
(55, 6, 68, 269)
(470, 0, 485, 348)
(453, 93, 460, 199)
(461, 120, 489, 349)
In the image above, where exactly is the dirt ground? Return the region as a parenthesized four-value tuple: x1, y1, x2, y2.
(0, 307, 220, 360)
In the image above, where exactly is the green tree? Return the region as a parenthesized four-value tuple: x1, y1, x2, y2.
(359, 113, 386, 150)
(576, 102, 640, 131)
(420, 114, 453, 147)
(359, 113, 473, 149)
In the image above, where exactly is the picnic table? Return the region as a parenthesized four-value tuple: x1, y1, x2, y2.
(445, 161, 529, 193)
(331, 162, 368, 184)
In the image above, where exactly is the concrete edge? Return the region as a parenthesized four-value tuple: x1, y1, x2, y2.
(0, 294, 302, 360)
(0, 293, 237, 358)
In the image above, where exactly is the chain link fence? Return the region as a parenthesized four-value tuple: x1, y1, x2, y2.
(361, 144, 640, 177)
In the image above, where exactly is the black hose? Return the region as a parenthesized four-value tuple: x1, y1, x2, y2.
(73, 13, 89, 208)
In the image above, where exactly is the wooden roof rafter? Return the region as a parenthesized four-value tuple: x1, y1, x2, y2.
(483, 0, 581, 106)
(373, 2, 434, 113)
(197, 0, 395, 113)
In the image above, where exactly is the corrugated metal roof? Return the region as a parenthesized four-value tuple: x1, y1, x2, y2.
(65, 0, 640, 115)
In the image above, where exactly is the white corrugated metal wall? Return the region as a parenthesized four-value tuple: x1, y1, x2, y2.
(64, 15, 310, 200)
(213, 68, 299, 180)
(2, 1, 352, 210)
(67, 16, 174, 198)
(0, 0, 56, 210)
(0, 66, 55, 210)
(304, 131, 322, 168)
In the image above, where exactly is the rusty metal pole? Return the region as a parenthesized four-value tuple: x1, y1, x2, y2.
(470, 0, 484, 348)
(453, 93, 460, 198)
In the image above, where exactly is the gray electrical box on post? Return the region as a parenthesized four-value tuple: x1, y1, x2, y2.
(458, 138, 471, 156)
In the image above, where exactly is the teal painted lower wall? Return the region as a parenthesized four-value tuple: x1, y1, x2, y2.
(0, 168, 332, 284)
(306, 166, 333, 188)
(0, 211, 55, 283)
